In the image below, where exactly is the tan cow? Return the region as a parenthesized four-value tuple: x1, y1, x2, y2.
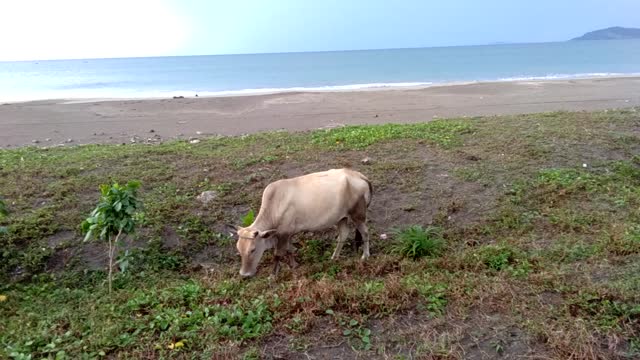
(233, 168, 373, 278)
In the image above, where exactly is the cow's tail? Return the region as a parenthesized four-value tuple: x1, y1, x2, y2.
(364, 178, 373, 207)
(355, 172, 373, 207)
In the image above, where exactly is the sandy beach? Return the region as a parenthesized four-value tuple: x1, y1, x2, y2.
(1, 76, 639, 148)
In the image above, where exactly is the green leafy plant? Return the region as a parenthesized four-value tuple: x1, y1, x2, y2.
(390, 225, 445, 260)
(402, 275, 448, 316)
(81, 180, 143, 293)
(472, 244, 531, 277)
(326, 311, 372, 351)
(241, 209, 255, 227)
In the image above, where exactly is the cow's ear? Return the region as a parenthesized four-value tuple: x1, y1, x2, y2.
(225, 223, 240, 233)
(259, 229, 277, 238)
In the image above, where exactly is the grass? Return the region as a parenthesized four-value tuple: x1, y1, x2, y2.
(390, 225, 445, 260)
(1, 108, 640, 358)
(311, 120, 471, 149)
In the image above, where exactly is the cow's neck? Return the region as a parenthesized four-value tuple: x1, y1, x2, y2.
(251, 213, 275, 231)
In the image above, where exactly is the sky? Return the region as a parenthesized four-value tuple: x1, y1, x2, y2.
(0, 0, 638, 61)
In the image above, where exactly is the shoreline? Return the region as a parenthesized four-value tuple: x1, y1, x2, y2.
(3, 73, 640, 105)
(1, 76, 639, 148)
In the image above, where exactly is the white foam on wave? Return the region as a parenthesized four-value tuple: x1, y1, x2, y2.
(496, 72, 640, 82)
(2, 73, 639, 103)
(1, 82, 436, 103)
(185, 82, 436, 98)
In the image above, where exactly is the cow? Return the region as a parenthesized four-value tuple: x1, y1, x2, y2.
(232, 168, 373, 278)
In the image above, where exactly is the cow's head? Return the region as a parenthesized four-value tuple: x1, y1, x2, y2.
(233, 226, 277, 277)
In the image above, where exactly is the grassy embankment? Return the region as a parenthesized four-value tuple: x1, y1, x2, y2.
(1, 109, 639, 359)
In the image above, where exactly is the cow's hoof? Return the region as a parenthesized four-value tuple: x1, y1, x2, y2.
(360, 253, 370, 261)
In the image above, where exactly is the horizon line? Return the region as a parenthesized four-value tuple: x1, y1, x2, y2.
(0, 39, 581, 63)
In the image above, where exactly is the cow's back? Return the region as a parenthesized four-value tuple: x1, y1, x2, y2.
(259, 169, 369, 233)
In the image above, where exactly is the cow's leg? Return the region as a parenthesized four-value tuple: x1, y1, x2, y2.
(350, 197, 370, 260)
(352, 228, 362, 252)
(331, 218, 350, 260)
(272, 234, 289, 277)
(356, 221, 370, 260)
(286, 239, 299, 269)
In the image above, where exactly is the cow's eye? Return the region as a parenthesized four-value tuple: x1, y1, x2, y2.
(250, 248, 256, 255)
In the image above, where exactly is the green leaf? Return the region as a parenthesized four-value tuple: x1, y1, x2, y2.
(83, 230, 93, 242)
(349, 319, 359, 327)
(241, 209, 255, 227)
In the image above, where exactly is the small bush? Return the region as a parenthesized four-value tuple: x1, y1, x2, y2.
(390, 225, 445, 260)
(81, 180, 144, 293)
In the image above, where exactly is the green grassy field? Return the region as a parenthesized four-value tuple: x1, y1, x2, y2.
(1, 109, 639, 359)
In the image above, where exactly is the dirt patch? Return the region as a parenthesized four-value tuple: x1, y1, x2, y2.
(46, 230, 77, 248)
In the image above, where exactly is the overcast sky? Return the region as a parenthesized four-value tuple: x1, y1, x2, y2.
(1, 0, 638, 61)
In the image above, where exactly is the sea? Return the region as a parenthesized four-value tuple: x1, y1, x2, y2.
(1, 39, 639, 102)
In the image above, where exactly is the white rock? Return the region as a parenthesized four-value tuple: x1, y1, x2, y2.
(190, 139, 200, 144)
(379, 233, 388, 240)
(196, 190, 218, 204)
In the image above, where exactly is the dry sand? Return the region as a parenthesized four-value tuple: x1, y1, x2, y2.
(1, 77, 639, 148)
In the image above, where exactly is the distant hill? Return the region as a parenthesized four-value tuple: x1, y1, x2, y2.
(572, 27, 640, 40)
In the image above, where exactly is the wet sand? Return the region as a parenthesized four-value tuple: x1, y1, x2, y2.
(1, 77, 639, 148)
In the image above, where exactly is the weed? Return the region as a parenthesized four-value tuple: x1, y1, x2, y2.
(568, 292, 640, 331)
(470, 244, 532, 277)
(604, 225, 640, 255)
(537, 168, 595, 190)
(402, 275, 448, 316)
(329, 312, 373, 351)
(390, 225, 445, 260)
(210, 297, 273, 340)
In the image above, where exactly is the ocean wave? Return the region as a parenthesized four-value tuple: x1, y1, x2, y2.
(0, 82, 436, 102)
(2, 73, 639, 103)
(495, 72, 640, 82)
(188, 82, 435, 97)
